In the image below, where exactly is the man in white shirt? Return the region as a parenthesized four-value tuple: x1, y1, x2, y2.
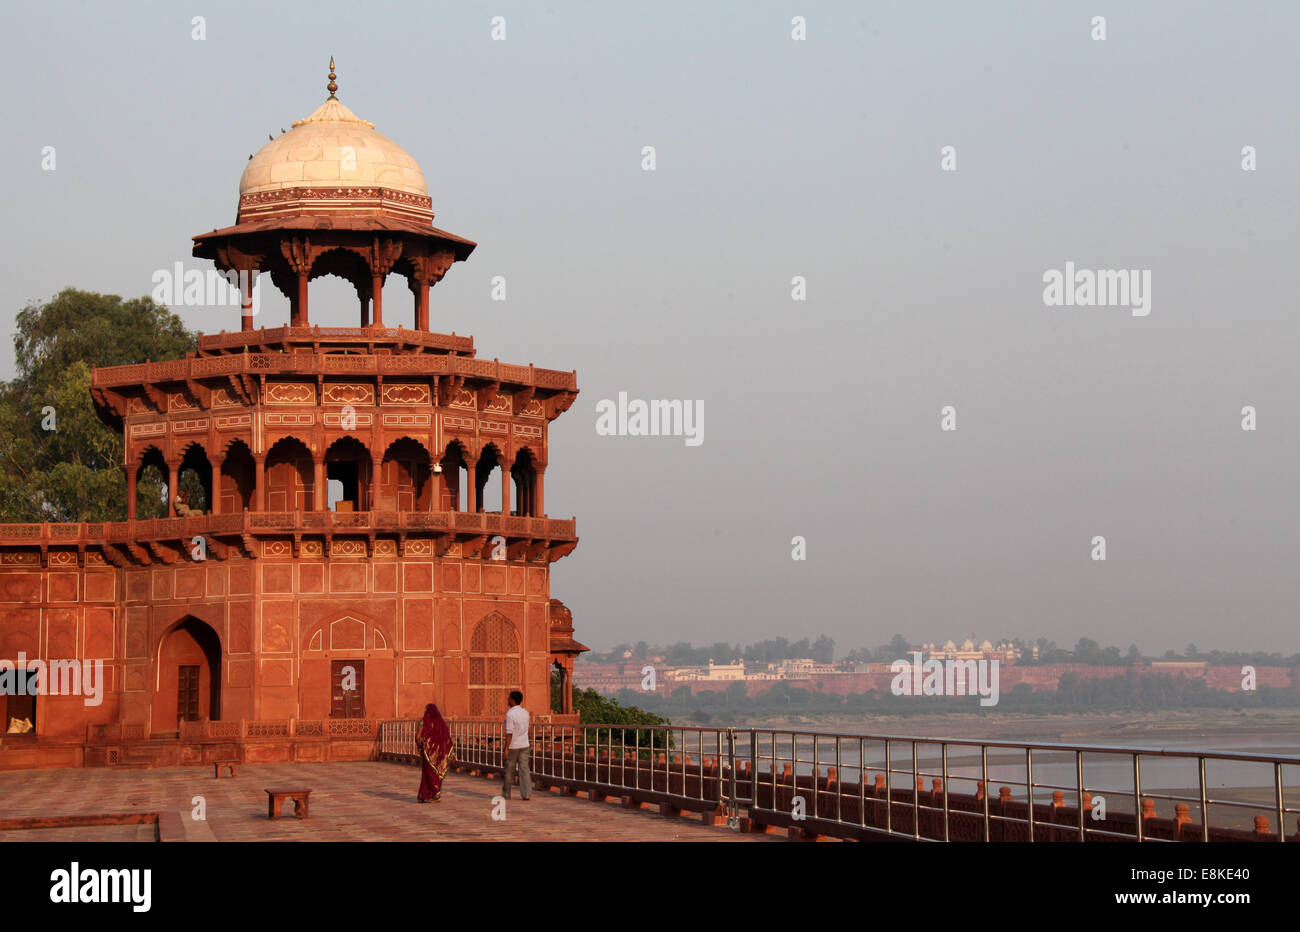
(502, 690, 532, 800)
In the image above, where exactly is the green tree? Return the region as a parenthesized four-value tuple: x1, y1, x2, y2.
(0, 289, 197, 521)
(1074, 637, 1101, 663)
(812, 634, 835, 663)
(573, 687, 673, 755)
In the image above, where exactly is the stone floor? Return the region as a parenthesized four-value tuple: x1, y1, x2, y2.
(2, 823, 156, 842)
(0, 762, 775, 842)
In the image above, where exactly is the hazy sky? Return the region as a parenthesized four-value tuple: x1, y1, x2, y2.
(2, 1, 1297, 655)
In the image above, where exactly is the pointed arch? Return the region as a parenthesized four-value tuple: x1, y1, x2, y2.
(152, 615, 223, 733)
(468, 612, 521, 717)
(380, 436, 432, 511)
(511, 447, 538, 517)
(475, 443, 505, 514)
(219, 438, 255, 513)
(176, 441, 212, 514)
(135, 446, 170, 520)
(438, 440, 471, 512)
(325, 435, 373, 512)
(265, 436, 314, 512)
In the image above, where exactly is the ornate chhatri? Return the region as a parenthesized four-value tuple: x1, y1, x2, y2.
(194, 60, 474, 329)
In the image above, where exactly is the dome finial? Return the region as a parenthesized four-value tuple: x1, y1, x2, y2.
(327, 56, 338, 99)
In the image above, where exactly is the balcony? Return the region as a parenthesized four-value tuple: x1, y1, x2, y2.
(91, 351, 578, 392)
(0, 510, 578, 564)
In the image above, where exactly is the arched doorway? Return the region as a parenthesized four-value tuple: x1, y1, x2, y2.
(468, 612, 520, 717)
(152, 617, 222, 735)
(475, 445, 503, 513)
(219, 439, 255, 512)
(512, 449, 538, 517)
(265, 436, 314, 511)
(177, 442, 212, 514)
(134, 446, 170, 519)
(325, 436, 372, 512)
(438, 441, 470, 511)
(379, 437, 432, 512)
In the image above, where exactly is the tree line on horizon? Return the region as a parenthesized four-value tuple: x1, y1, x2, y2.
(586, 635, 837, 667)
(584, 634, 1300, 669)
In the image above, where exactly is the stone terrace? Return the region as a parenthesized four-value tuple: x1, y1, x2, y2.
(0, 762, 776, 842)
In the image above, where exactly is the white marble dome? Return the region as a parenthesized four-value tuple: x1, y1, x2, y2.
(239, 96, 427, 198)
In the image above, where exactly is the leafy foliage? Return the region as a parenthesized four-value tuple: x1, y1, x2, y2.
(571, 686, 673, 754)
(0, 289, 198, 521)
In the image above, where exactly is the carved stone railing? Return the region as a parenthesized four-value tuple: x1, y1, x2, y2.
(0, 511, 576, 547)
(94, 352, 578, 392)
(158, 719, 378, 742)
(197, 325, 475, 356)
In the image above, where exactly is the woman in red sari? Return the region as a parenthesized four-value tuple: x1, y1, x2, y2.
(416, 703, 455, 803)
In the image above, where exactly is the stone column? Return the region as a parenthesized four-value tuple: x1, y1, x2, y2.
(366, 237, 402, 329)
(371, 272, 384, 327)
(292, 270, 309, 326)
(281, 237, 315, 327)
(126, 464, 138, 520)
(501, 460, 510, 515)
(166, 461, 180, 517)
(313, 458, 325, 511)
(254, 456, 266, 511)
(240, 269, 257, 332)
(210, 458, 224, 515)
(465, 464, 476, 513)
(534, 468, 544, 517)
(414, 277, 430, 331)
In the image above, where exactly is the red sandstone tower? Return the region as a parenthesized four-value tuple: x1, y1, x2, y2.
(0, 63, 585, 769)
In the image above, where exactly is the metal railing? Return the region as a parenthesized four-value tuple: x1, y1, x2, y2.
(379, 720, 1300, 842)
(733, 729, 1300, 842)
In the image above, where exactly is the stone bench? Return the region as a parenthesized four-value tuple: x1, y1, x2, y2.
(213, 759, 238, 778)
(265, 788, 311, 820)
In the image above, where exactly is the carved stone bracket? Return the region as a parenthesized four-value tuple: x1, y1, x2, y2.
(438, 375, 465, 407)
(280, 236, 320, 275)
(545, 392, 577, 421)
(368, 237, 404, 277)
(512, 385, 536, 415)
(477, 381, 501, 412)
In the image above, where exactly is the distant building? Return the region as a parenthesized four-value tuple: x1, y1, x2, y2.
(667, 659, 746, 682)
(919, 638, 1020, 664)
(763, 658, 837, 678)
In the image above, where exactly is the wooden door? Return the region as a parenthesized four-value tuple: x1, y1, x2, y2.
(331, 660, 365, 718)
(177, 664, 201, 721)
